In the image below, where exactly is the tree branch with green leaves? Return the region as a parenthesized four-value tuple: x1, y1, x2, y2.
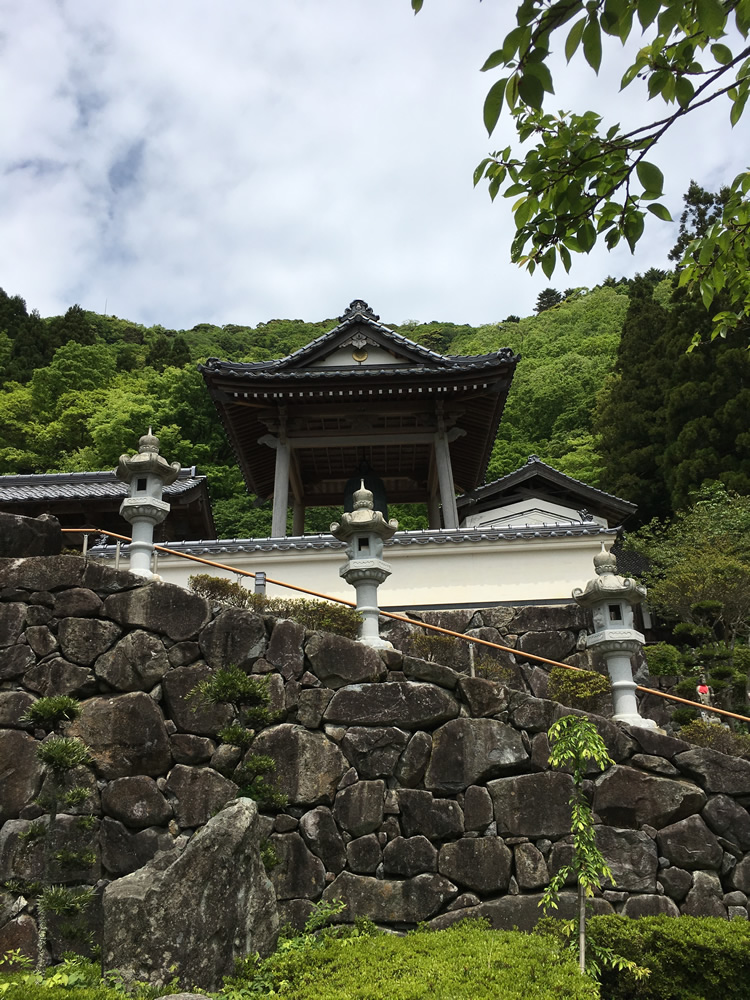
(413, 0, 750, 345)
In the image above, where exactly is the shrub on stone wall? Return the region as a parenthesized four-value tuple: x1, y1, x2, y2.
(677, 720, 750, 759)
(547, 667, 610, 709)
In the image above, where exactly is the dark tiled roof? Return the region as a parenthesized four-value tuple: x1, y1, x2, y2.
(0, 468, 205, 503)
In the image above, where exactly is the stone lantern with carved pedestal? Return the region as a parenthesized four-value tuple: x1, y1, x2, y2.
(573, 546, 657, 729)
(116, 430, 181, 578)
(331, 481, 399, 649)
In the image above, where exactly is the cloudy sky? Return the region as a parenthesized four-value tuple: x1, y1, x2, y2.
(0, 1, 744, 330)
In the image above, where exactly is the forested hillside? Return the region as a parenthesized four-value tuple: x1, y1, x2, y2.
(0, 269, 747, 538)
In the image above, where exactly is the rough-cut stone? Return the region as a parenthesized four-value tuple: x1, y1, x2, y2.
(729, 855, 750, 893)
(658, 866, 693, 902)
(0, 914, 38, 967)
(297, 688, 333, 729)
(429, 893, 612, 932)
(508, 695, 558, 733)
(53, 587, 104, 618)
(199, 608, 267, 670)
(161, 663, 233, 737)
(102, 799, 278, 992)
(70, 692, 172, 779)
(511, 604, 588, 633)
(306, 632, 387, 689)
(333, 780, 385, 837)
(95, 630, 170, 691)
(514, 842, 549, 890)
(101, 776, 173, 829)
(0, 691, 35, 727)
(265, 619, 306, 679)
(630, 754, 680, 777)
(0, 729, 44, 823)
(382, 836, 438, 877)
(682, 870, 726, 918)
(298, 806, 346, 874)
(0, 643, 34, 680)
(1, 814, 100, 885)
(324, 870, 457, 924)
(478, 606, 515, 631)
(168, 641, 201, 667)
(625, 726, 691, 759)
(464, 785, 493, 831)
(211, 744, 242, 777)
(169, 733, 215, 765)
(456, 676, 509, 717)
(58, 617, 121, 666)
(398, 789, 465, 840)
(657, 815, 723, 870)
(597, 826, 658, 892)
(702, 794, 750, 851)
(675, 748, 750, 796)
(100, 817, 173, 877)
(593, 766, 706, 829)
(622, 895, 680, 918)
(340, 727, 409, 779)
(105, 583, 211, 643)
(324, 682, 459, 730)
(516, 629, 576, 662)
(0, 554, 84, 592)
(251, 725, 347, 806)
(425, 718, 528, 794)
(23, 657, 94, 698)
(346, 834, 381, 874)
(24, 624, 58, 657)
(402, 656, 461, 690)
(489, 772, 574, 838)
(396, 731, 432, 787)
(438, 837, 512, 893)
(165, 765, 237, 828)
(0, 511, 61, 558)
(269, 832, 326, 900)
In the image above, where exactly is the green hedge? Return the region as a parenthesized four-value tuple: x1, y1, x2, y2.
(589, 914, 750, 1000)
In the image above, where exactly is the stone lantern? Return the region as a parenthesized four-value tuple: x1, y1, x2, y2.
(330, 480, 399, 649)
(572, 546, 656, 729)
(116, 429, 181, 578)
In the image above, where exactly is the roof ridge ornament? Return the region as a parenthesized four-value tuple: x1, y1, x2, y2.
(340, 299, 379, 323)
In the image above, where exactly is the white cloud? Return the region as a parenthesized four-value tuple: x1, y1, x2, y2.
(0, 0, 744, 330)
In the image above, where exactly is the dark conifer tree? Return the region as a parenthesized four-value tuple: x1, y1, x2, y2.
(534, 287, 563, 313)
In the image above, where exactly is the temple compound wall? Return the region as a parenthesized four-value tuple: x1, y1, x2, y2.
(3, 548, 750, 970)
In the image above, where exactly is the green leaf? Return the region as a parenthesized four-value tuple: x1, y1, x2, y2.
(518, 72, 545, 109)
(647, 202, 673, 221)
(696, 0, 727, 37)
(565, 17, 586, 61)
(637, 0, 661, 30)
(483, 78, 508, 135)
(711, 43, 733, 65)
(730, 90, 749, 126)
(411, 0, 423, 12)
(636, 160, 664, 196)
(675, 76, 695, 108)
(582, 17, 603, 73)
(480, 49, 506, 73)
(541, 247, 556, 278)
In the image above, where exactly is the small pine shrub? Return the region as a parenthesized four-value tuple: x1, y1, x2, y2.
(410, 631, 461, 663)
(189, 572, 252, 607)
(643, 642, 683, 676)
(36, 738, 91, 775)
(22, 697, 81, 730)
(547, 666, 610, 707)
(474, 655, 514, 684)
(678, 719, 750, 758)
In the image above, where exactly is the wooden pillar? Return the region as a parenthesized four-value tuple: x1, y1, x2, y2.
(292, 502, 305, 536)
(271, 439, 290, 537)
(427, 489, 441, 529)
(433, 432, 458, 529)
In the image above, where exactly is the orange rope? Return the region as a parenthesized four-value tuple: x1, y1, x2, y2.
(62, 527, 750, 725)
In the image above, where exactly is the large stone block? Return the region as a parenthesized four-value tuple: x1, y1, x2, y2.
(102, 799, 278, 992)
(593, 766, 706, 829)
(0, 555, 87, 592)
(161, 663, 233, 737)
(0, 512, 61, 558)
(702, 795, 750, 851)
(514, 842, 549, 890)
(675, 748, 750, 796)
(0, 729, 44, 823)
(333, 780, 385, 837)
(165, 765, 237, 828)
(659, 865, 693, 902)
(596, 826, 658, 892)
(251, 724, 347, 806)
(0, 814, 100, 886)
(489, 771, 574, 838)
(199, 608, 267, 670)
(306, 632, 386, 689)
(438, 837, 512, 893)
(402, 656, 461, 690)
(0, 603, 26, 647)
(510, 604, 588, 633)
(105, 583, 212, 643)
(95, 631, 170, 691)
(657, 815, 723, 871)
(622, 895, 680, 918)
(52, 587, 104, 618)
(516, 629, 577, 663)
(70, 693, 172, 779)
(681, 870, 726, 918)
(298, 806, 346, 874)
(101, 776, 173, 829)
(0, 644, 34, 680)
(269, 832, 326, 900)
(265, 619, 306, 679)
(324, 682, 459, 730)
(346, 835, 381, 874)
(324, 870, 457, 924)
(428, 892, 612, 932)
(382, 836, 438, 877)
(464, 785, 493, 832)
(456, 675, 510, 716)
(57, 618, 122, 667)
(340, 727, 409, 778)
(397, 789, 465, 840)
(396, 731, 432, 787)
(23, 657, 94, 698)
(0, 691, 35, 728)
(100, 817, 173, 877)
(424, 718, 528, 794)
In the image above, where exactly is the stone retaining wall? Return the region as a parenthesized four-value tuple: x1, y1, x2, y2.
(2, 553, 750, 964)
